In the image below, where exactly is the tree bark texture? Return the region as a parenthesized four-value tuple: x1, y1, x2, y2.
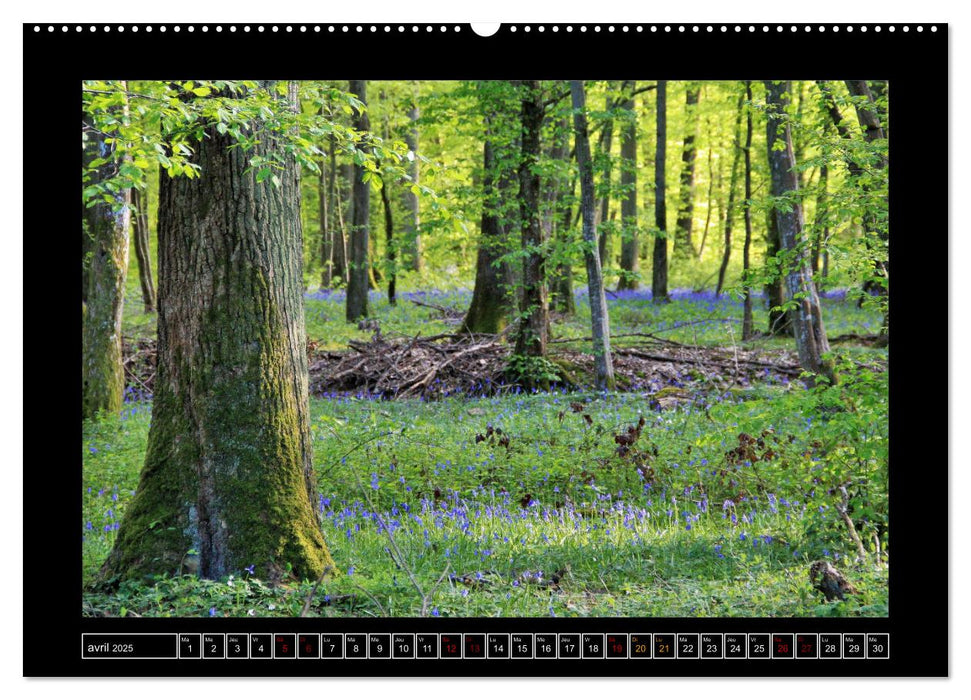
(571, 81, 615, 389)
(331, 159, 351, 283)
(741, 81, 756, 341)
(675, 85, 701, 255)
(131, 186, 157, 313)
(82, 100, 131, 420)
(514, 80, 549, 357)
(652, 80, 670, 303)
(596, 90, 615, 267)
(548, 112, 575, 314)
(346, 79, 371, 321)
(99, 82, 335, 585)
(764, 80, 835, 384)
(617, 85, 639, 290)
(462, 137, 513, 334)
(380, 168, 397, 306)
(318, 154, 332, 289)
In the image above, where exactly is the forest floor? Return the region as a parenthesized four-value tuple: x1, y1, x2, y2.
(83, 287, 890, 618)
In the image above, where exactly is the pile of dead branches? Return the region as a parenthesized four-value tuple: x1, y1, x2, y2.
(122, 337, 157, 397)
(310, 333, 510, 399)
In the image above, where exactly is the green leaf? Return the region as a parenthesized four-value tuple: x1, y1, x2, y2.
(256, 167, 271, 183)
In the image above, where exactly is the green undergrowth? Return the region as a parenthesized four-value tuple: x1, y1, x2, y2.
(83, 361, 889, 618)
(122, 285, 882, 353)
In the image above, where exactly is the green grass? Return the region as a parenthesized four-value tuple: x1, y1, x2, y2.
(83, 356, 889, 618)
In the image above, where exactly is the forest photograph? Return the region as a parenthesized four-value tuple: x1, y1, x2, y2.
(81, 78, 889, 619)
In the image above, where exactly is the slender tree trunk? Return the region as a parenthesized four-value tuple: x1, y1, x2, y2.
(596, 90, 615, 267)
(82, 94, 131, 420)
(403, 84, 422, 272)
(741, 81, 756, 341)
(697, 115, 716, 261)
(765, 206, 791, 336)
(514, 80, 548, 358)
(675, 85, 700, 255)
(318, 155, 332, 289)
(617, 84, 639, 290)
(100, 82, 334, 585)
(812, 163, 829, 277)
(552, 176, 577, 315)
(764, 80, 835, 384)
(380, 170, 396, 306)
(331, 159, 352, 283)
(550, 114, 576, 314)
(131, 187, 156, 313)
(716, 92, 745, 297)
(570, 80, 615, 389)
(327, 144, 347, 286)
(346, 80, 371, 321)
(652, 80, 670, 304)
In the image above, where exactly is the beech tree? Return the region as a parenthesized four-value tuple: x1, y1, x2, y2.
(548, 114, 576, 315)
(741, 81, 756, 340)
(595, 86, 616, 265)
(652, 79, 670, 303)
(346, 79, 371, 321)
(462, 82, 518, 335)
(674, 85, 701, 255)
(617, 84, 639, 290)
(764, 80, 835, 384)
(514, 80, 549, 358)
(100, 82, 336, 584)
(571, 80, 615, 389)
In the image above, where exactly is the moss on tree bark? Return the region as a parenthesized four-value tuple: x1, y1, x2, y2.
(99, 84, 335, 586)
(82, 115, 130, 420)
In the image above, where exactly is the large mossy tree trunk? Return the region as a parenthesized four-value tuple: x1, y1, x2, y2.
(764, 80, 835, 385)
(571, 80, 615, 389)
(674, 85, 701, 256)
(652, 79, 670, 304)
(346, 79, 371, 321)
(99, 82, 335, 586)
(514, 80, 549, 358)
(617, 85, 639, 291)
(82, 104, 131, 420)
(131, 187, 156, 313)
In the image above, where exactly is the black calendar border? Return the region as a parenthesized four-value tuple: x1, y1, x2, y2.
(23, 22, 948, 678)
